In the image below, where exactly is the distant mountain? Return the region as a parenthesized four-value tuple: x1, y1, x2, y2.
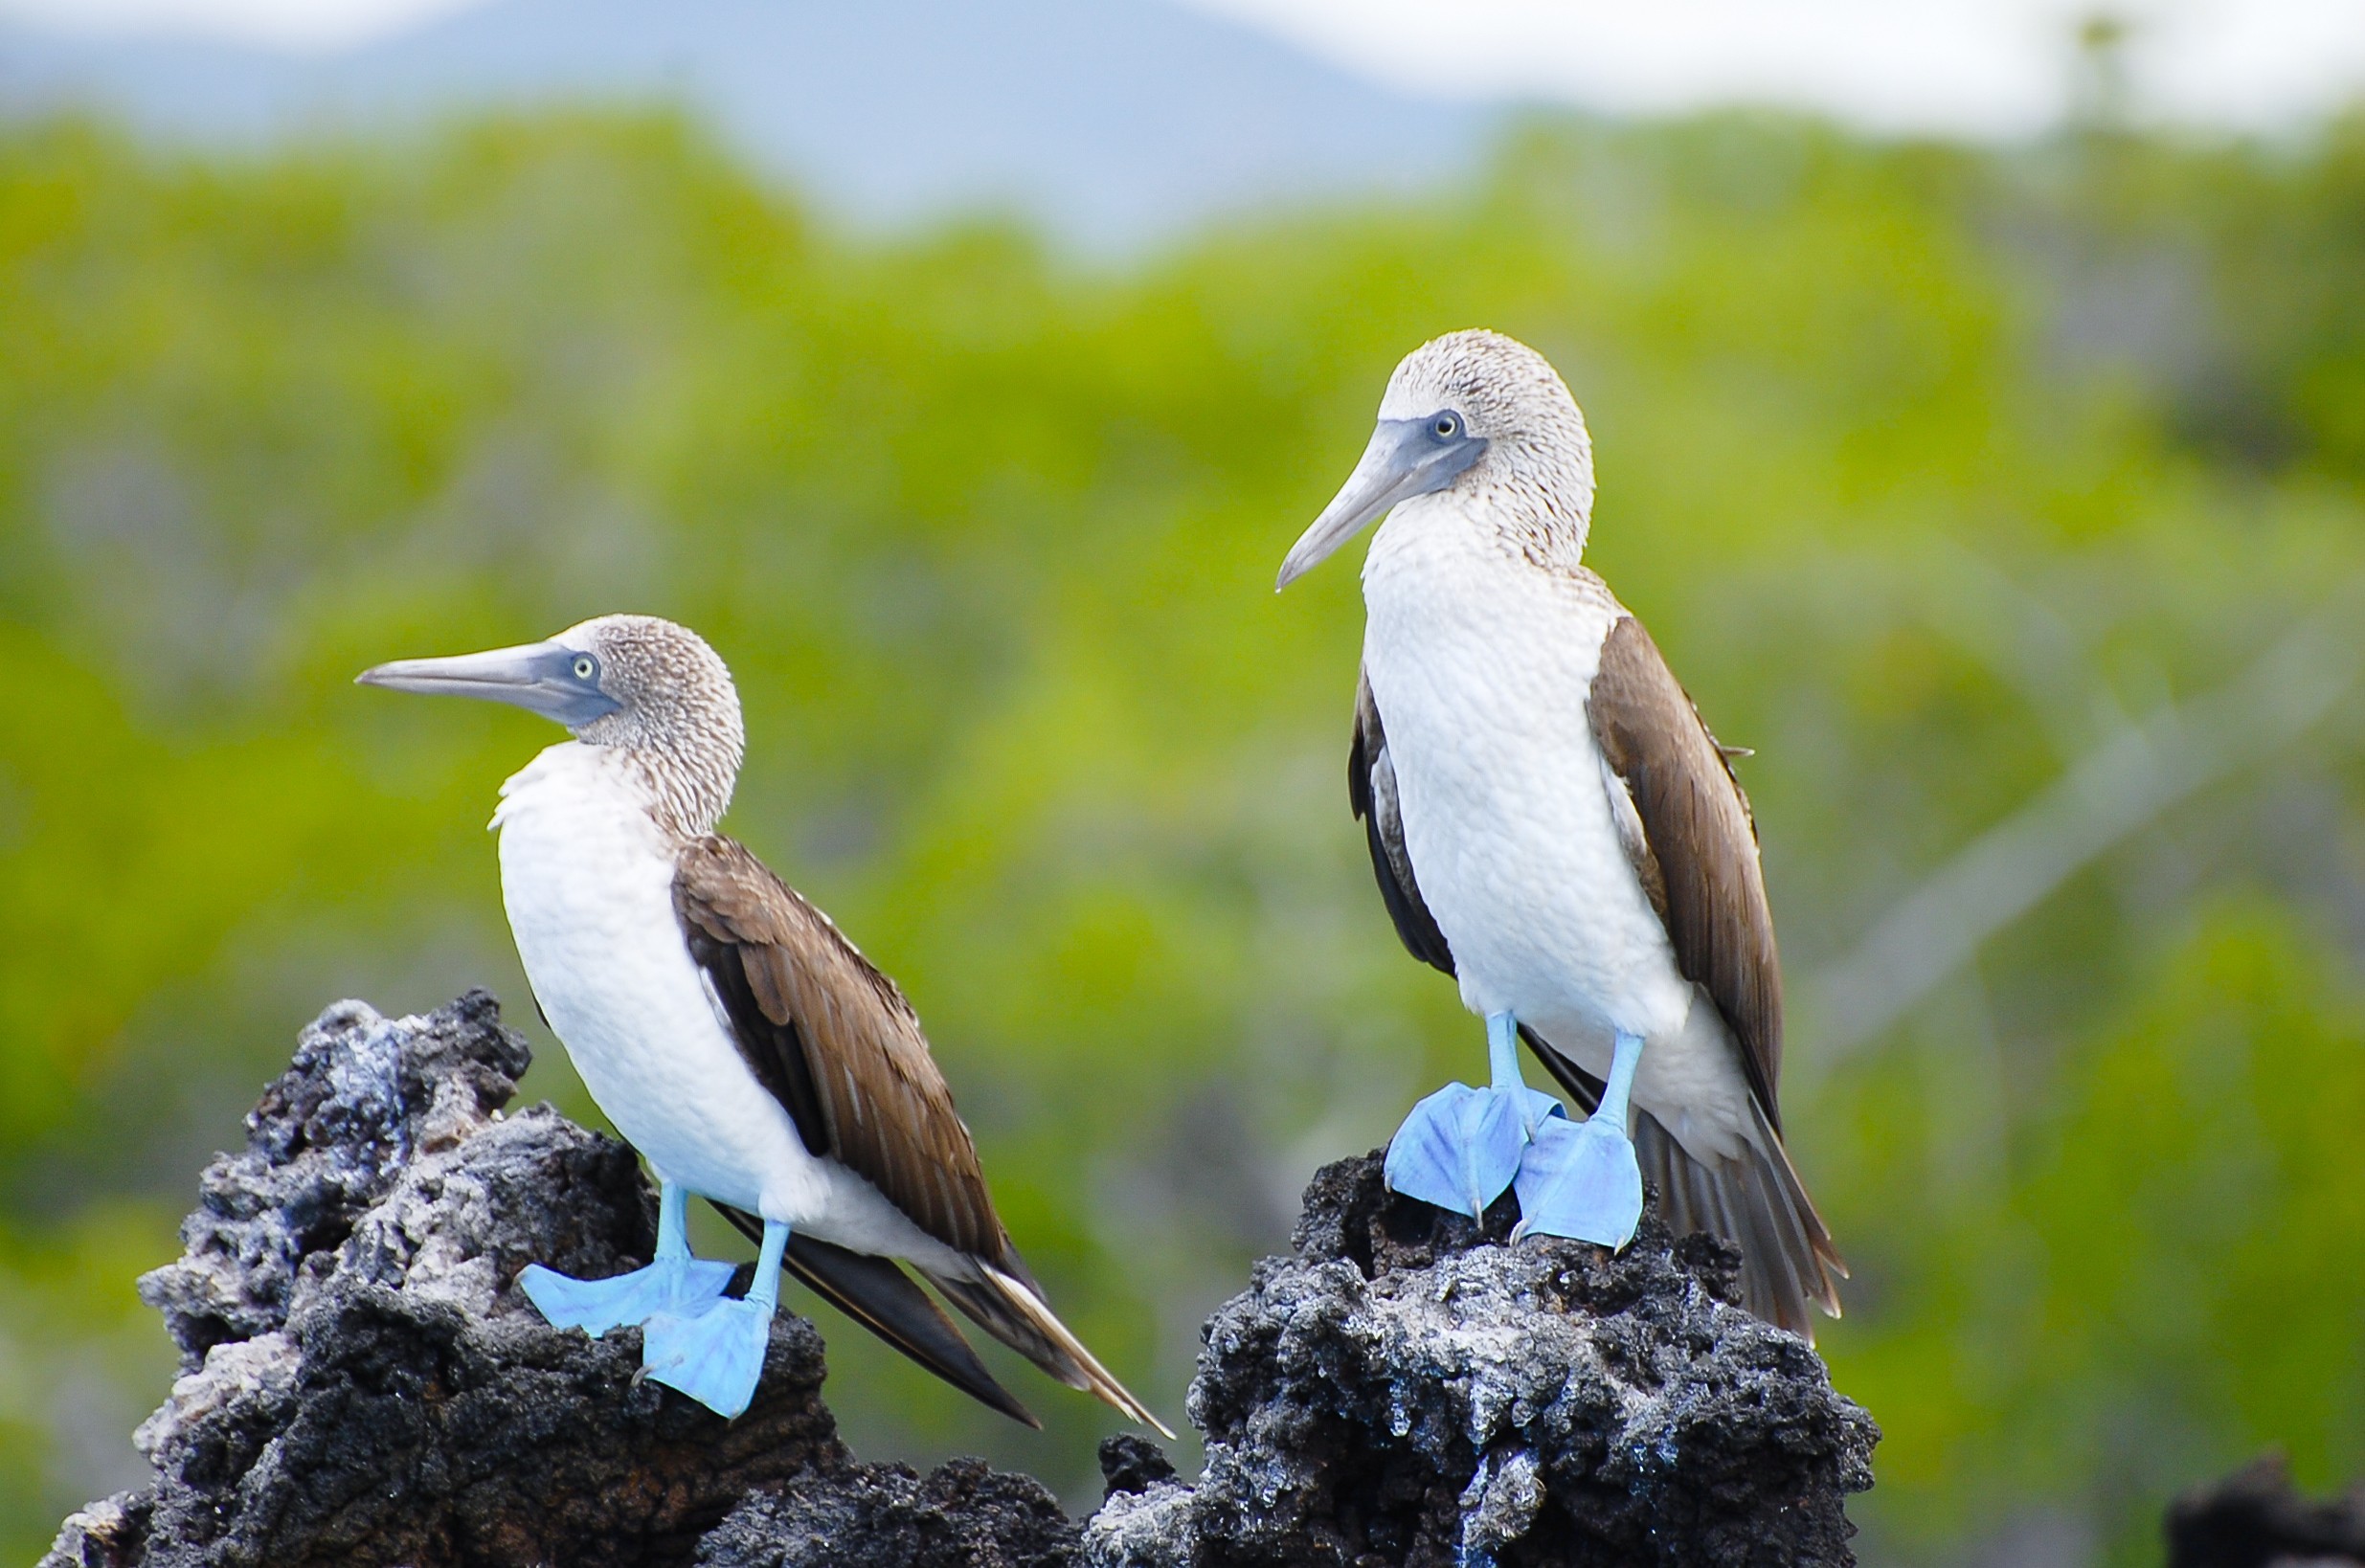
(0, 0, 1497, 249)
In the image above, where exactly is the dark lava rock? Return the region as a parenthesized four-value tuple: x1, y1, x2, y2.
(2167, 1453, 2365, 1568)
(1097, 1435, 1180, 1498)
(39, 992, 1072, 1568)
(44, 993, 1878, 1568)
(692, 1457, 1081, 1567)
(1086, 1155, 1879, 1568)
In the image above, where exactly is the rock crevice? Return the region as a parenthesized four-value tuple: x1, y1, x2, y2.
(43, 993, 1876, 1568)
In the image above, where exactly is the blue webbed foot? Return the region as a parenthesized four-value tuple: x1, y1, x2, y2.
(1511, 1027, 1648, 1250)
(520, 1255, 735, 1337)
(641, 1216, 791, 1421)
(642, 1297, 777, 1419)
(1385, 1012, 1564, 1220)
(1512, 1113, 1643, 1248)
(1385, 1080, 1562, 1220)
(521, 1176, 733, 1336)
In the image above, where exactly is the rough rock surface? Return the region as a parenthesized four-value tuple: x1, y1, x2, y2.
(44, 992, 1879, 1567)
(1087, 1156, 1878, 1568)
(39, 993, 1077, 1568)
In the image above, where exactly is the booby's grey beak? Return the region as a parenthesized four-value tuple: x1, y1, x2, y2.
(1276, 414, 1487, 590)
(356, 640, 621, 728)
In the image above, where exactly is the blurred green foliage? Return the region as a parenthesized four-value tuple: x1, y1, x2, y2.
(4, 105, 2364, 1565)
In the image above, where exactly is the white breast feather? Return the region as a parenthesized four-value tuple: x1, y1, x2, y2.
(491, 743, 969, 1268)
(1359, 494, 1755, 1159)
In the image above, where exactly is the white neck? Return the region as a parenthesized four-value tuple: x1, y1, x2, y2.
(490, 738, 732, 844)
(492, 741, 658, 836)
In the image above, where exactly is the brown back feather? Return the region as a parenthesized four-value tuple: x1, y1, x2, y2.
(1587, 615, 1786, 1131)
(673, 836, 1012, 1263)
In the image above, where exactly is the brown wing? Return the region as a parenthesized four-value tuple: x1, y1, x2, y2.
(678, 843, 1166, 1430)
(1588, 615, 1786, 1131)
(1350, 665, 1455, 977)
(673, 836, 1010, 1263)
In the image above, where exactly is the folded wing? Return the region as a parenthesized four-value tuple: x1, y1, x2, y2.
(673, 836, 1165, 1432)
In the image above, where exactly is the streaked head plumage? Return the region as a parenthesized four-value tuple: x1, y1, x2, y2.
(359, 613, 745, 836)
(1276, 329, 1597, 590)
(554, 615, 744, 836)
(1379, 329, 1592, 488)
(554, 616, 742, 759)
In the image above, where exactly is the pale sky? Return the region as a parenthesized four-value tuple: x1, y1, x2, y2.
(9, 0, 2365, 137)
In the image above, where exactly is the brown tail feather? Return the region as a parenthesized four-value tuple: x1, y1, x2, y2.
(923, 1263, 1173, 1437)
(710, 1201, 1041, 1428)
(1633, 1108, 1845, 1340)
(1520, 1027, 1844, 1341)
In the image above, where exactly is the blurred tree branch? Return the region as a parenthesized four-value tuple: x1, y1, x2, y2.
(1801, 587, 2365, 1076)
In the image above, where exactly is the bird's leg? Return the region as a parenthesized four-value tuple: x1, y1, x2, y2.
(519, 1177, 737, 1336)
(1384, 1010, 1565, 1221)
(1512, 1029, 1646, 1249)
(1484, 1010, 1564, 1136)
(642, 1219, 790, 1420)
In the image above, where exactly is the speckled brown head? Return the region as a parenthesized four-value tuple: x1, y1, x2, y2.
(358, 613, 746, 836)
(1277, 328, 1596, 588)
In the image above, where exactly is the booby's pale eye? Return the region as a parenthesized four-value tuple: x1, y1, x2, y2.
(572, 656, 597, 681)
(1431, 413, 1461, 440)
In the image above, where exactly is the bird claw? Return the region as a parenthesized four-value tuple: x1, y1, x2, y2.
(1511, 1111, 1644, 1249)
(1385, 1080, 1565, 1220)
(642, 1296, 777, 1419)
(520, 1255, 737, 1337)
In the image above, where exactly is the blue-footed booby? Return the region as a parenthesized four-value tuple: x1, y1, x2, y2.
(358, 616, 1165, 1428)
(1276, 330, 1844, 1337)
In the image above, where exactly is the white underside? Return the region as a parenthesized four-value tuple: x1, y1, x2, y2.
(1361, 494, 1758, 1163)
(492, 743, 970, 1274)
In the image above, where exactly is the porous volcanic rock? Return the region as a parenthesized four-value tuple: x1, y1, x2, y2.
(1085, 1156, 1879, 1568)
(43, 993, 1878, 1568)
(37, 992, 1075, 1568)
